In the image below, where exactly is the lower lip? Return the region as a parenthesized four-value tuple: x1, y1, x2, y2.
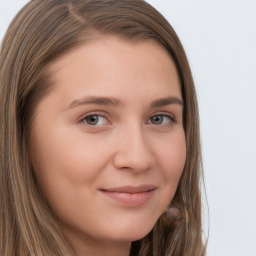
(100, 190, 155, 206)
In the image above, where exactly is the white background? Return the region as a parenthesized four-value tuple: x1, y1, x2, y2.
(1, 1, 256, 255)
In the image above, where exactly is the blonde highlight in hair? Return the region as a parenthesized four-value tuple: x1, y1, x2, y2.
(0, 0, 206, 255)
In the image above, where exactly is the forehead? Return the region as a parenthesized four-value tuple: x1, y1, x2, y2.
(50, 36, 177, 79)
(44, 37, 182, 108)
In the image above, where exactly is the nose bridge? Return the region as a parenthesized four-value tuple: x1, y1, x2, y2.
(113, 123, 155, 172)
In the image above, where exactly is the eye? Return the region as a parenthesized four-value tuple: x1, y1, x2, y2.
(82, 115, 109, 126)
(148, 114, 174, 125)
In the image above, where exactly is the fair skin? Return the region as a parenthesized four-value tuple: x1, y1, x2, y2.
(30, 37, 186, 256)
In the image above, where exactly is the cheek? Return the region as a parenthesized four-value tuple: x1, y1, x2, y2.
(32, 124, 105, 178)
(157, 131, 186, 203)
(30, 126, 108, 213)
(165, 136, 186, 178)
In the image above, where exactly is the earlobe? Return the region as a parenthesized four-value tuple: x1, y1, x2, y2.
(166, 206, 181, 220)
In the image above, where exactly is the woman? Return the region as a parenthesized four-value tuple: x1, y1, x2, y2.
(0, 0, 206, 255)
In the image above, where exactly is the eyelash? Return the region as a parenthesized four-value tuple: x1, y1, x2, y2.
(147, 114, 175, 125)
(79, 112, 175, 127)
(79, 112, 109, 126)
(81, 114, 110, 126)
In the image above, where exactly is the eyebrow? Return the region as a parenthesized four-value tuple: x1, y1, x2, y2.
(66, 96, 123, 110)
(150, 97, 183, 108)
(66, 96, 183, 111)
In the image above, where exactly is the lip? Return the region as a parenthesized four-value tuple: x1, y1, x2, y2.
(99, 185, 156, 206)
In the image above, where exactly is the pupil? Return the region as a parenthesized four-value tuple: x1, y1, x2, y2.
(152, 116, 163, 124)
(86, 115, 98, 125)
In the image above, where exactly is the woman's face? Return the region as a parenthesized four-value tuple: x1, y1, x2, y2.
(30, 37, 186, 247)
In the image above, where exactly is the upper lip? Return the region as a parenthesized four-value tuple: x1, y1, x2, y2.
(99, 185, 157, 194)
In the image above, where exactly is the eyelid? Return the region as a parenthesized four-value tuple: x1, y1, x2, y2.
(148, 112, 175, 122)
(77, 111, 176, 127)
(79, 111, 111, 126)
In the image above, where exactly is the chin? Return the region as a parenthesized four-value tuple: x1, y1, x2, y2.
(100, 217, 157, 242)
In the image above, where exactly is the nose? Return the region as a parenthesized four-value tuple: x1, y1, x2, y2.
(113, 125, 156, 173)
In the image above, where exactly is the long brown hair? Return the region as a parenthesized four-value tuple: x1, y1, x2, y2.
(0, 0, 206, 255)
